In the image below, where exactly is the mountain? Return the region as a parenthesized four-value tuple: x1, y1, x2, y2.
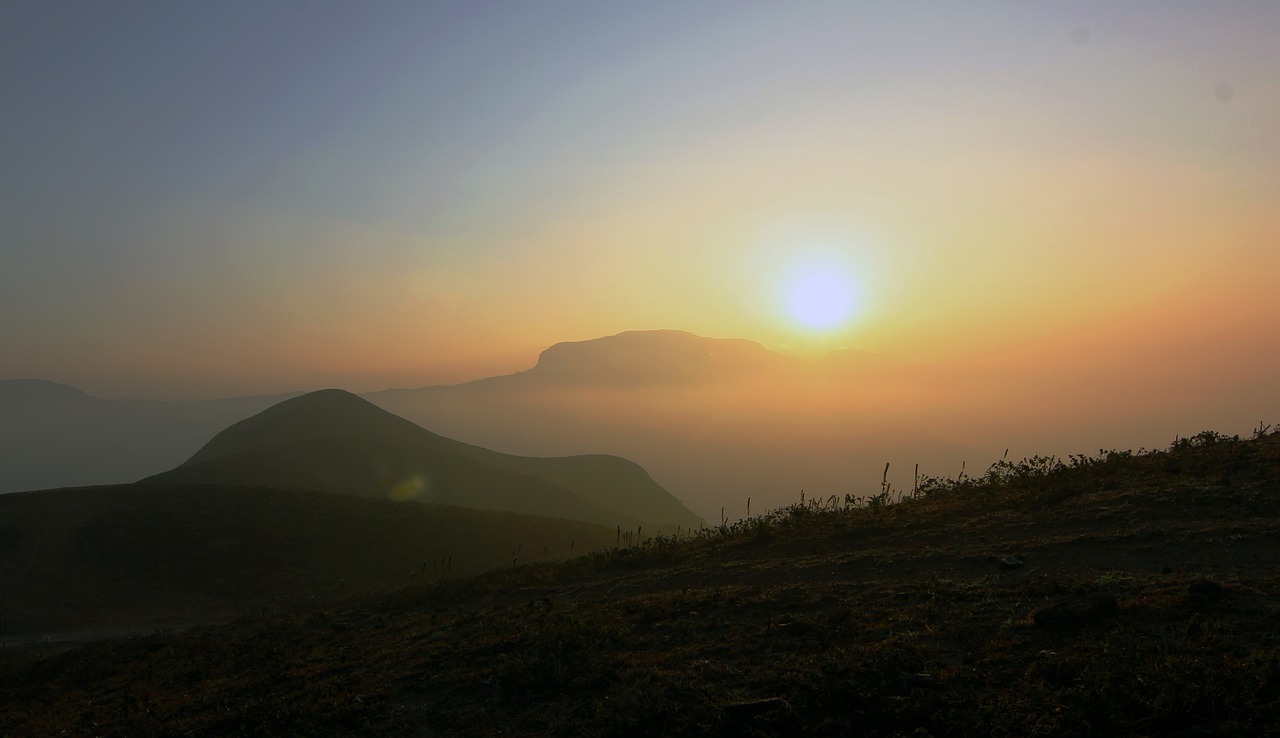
(144, 389, 702, 530)
(372, 331, 810, 395)
(0, 379, 293, 494)
(368, 331, 968, 522)
(518, 330, 808, 386)
(0, 482, 617, 637)
(0, 330, 953, 523)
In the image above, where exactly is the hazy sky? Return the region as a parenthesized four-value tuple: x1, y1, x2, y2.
(3, 1, 1277, 400)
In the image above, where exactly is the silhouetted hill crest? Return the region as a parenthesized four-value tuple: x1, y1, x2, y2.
(181, 388, 431, 467)
(0, 378, 95, 403)
(150, 389, 703, 530)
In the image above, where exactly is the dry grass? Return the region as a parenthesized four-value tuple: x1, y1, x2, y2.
(4, 430, 1280, 736)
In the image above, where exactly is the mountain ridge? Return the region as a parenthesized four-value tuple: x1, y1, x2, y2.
(526, 330, 807, 386)
(3, 329, 911, 518)
(145, 389, 703, 530)
(376, 329, 886, 393)
(0, 378, 95, 403)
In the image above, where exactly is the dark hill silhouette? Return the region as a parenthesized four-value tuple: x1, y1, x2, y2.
(144, 390, 702, 530)
(0, 482, 617, 637)
(180, 388, 446, 465)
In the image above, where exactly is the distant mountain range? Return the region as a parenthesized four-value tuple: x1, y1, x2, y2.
(0, 378, 294, 493)
(367, 330, 960, 519)
(144, 389, 701, 530)
(1, 330, 963, 520)
(380, 330, 886, 391)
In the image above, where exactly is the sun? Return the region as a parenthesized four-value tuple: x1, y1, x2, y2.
(754, 219, 879, 336)
(784, 268, 858, 332)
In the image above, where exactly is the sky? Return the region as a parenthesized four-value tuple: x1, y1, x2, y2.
(2, 0, 1278, 405)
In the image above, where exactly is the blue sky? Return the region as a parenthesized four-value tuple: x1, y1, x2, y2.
(2, 1, 1277, 400)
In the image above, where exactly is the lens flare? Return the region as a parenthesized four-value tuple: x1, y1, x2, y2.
(389, 473, 429, 502)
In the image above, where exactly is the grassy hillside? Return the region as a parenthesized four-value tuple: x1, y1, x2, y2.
(4, 429, 1279, 736)
(0, 483, 616, 638)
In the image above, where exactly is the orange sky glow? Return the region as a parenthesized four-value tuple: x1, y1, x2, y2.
(2, 2, 1276, 482)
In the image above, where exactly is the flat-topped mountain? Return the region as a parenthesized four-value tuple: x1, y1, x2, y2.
(521, 330, 807, 386)
(144, 389, 702, 530)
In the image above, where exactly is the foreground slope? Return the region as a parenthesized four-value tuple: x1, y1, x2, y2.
(0, 483, 617, 638)
(5, 430, 1280, 736)
(145, 389, 702, 530)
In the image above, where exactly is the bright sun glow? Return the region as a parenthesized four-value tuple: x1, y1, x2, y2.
(785, 269, 858, 331)
(756, 220, 879, 337)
